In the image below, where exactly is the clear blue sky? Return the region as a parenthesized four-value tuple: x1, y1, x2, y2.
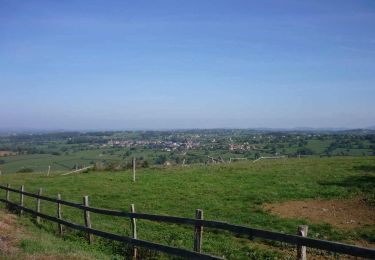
(1, 0, 374, 130)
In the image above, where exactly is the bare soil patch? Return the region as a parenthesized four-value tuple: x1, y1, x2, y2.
(25, 254, 92, 260)
(263, 198, 375, 229)
(0, 210, 21, 256)
(0, 209, 93, 259)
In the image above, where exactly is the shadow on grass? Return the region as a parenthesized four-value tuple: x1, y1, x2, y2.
(353, 165, 375, 173)
(319, 175, 375, 192)
(319, 174, 375, 205)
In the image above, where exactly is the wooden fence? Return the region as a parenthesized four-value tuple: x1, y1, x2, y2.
(0, 184, 374, 259)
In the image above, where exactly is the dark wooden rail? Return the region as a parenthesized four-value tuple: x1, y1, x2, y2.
(0, 184, 374, 259)
(0, 198, 221, 259)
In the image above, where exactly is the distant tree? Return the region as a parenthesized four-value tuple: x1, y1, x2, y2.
(324, 149, 332, 157)
(155, 155, 167, 165)
(174, 156, 181, 164)
(104, 162, 117, 171)
(142, 160, 149, 168)
(296, 147, 314, 156)
(17, 167, 34, 173)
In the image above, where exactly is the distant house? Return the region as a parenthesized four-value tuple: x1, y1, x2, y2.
(0, 151, 18, 157)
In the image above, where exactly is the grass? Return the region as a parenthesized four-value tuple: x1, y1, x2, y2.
(0, 149, 122, 173)
(0, 209, 113, 259)
(0, 156, 374, 259)
(306, 139, 332, 154)
(0, 148, 179, 174)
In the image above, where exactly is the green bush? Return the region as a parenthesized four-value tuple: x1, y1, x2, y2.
(17, 167, 34, 173)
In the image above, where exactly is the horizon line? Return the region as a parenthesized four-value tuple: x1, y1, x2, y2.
(1, 126, 374, 134)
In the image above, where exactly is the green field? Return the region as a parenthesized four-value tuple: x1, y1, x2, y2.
(0, 157, 374, 259)
(0, 148, 151, 174)
(1, 130, 374, 176)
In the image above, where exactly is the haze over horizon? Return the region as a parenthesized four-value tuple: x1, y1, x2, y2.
(1, 0, 375, 130)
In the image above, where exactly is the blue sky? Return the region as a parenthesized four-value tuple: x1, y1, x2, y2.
(1, 0, 375, 130)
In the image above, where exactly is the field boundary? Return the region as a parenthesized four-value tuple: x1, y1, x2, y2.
(0, 184, 374, 259)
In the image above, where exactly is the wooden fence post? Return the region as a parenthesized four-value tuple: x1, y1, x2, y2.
(57, 194, 63, 234)
(5, 184, 10, 210)
(19, 185, 24, 215)
(36, 188, 42, 224)
(83, 196, 93, 244)
(130, 204, 137, 259)
(132, 157, 136, 182)
(194, 209, 203, 253)
(6, 184, 10, 201)
(297, 225, 308, 260)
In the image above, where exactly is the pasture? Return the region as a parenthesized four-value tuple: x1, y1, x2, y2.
(0, 156, 374, 259)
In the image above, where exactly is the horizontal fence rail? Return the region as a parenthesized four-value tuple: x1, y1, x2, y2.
(0, 184, 374, 259)
(0, 198, 221, 260)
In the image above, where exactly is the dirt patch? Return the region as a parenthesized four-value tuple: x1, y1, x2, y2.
(0, 210, 21, 256)
(25, 254, 92, 260)
(263, 198, 375, 229)
(0, 210, 93, 260)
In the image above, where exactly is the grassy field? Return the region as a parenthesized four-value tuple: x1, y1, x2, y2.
(0, 157, 374, 259)
(0, 209, 111, 259)
(0, 148, 176, 174)
(0, 149, 129, 173)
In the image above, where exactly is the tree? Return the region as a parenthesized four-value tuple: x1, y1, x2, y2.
(17, 167, 34, 173)
(142, 160, 149, 168)
(155, 155, 167, 165)
(296, 147, 314, 156)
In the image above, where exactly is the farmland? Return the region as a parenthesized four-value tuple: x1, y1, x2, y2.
(0, 156, 374, 259)
(0, 129, 374, 175)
